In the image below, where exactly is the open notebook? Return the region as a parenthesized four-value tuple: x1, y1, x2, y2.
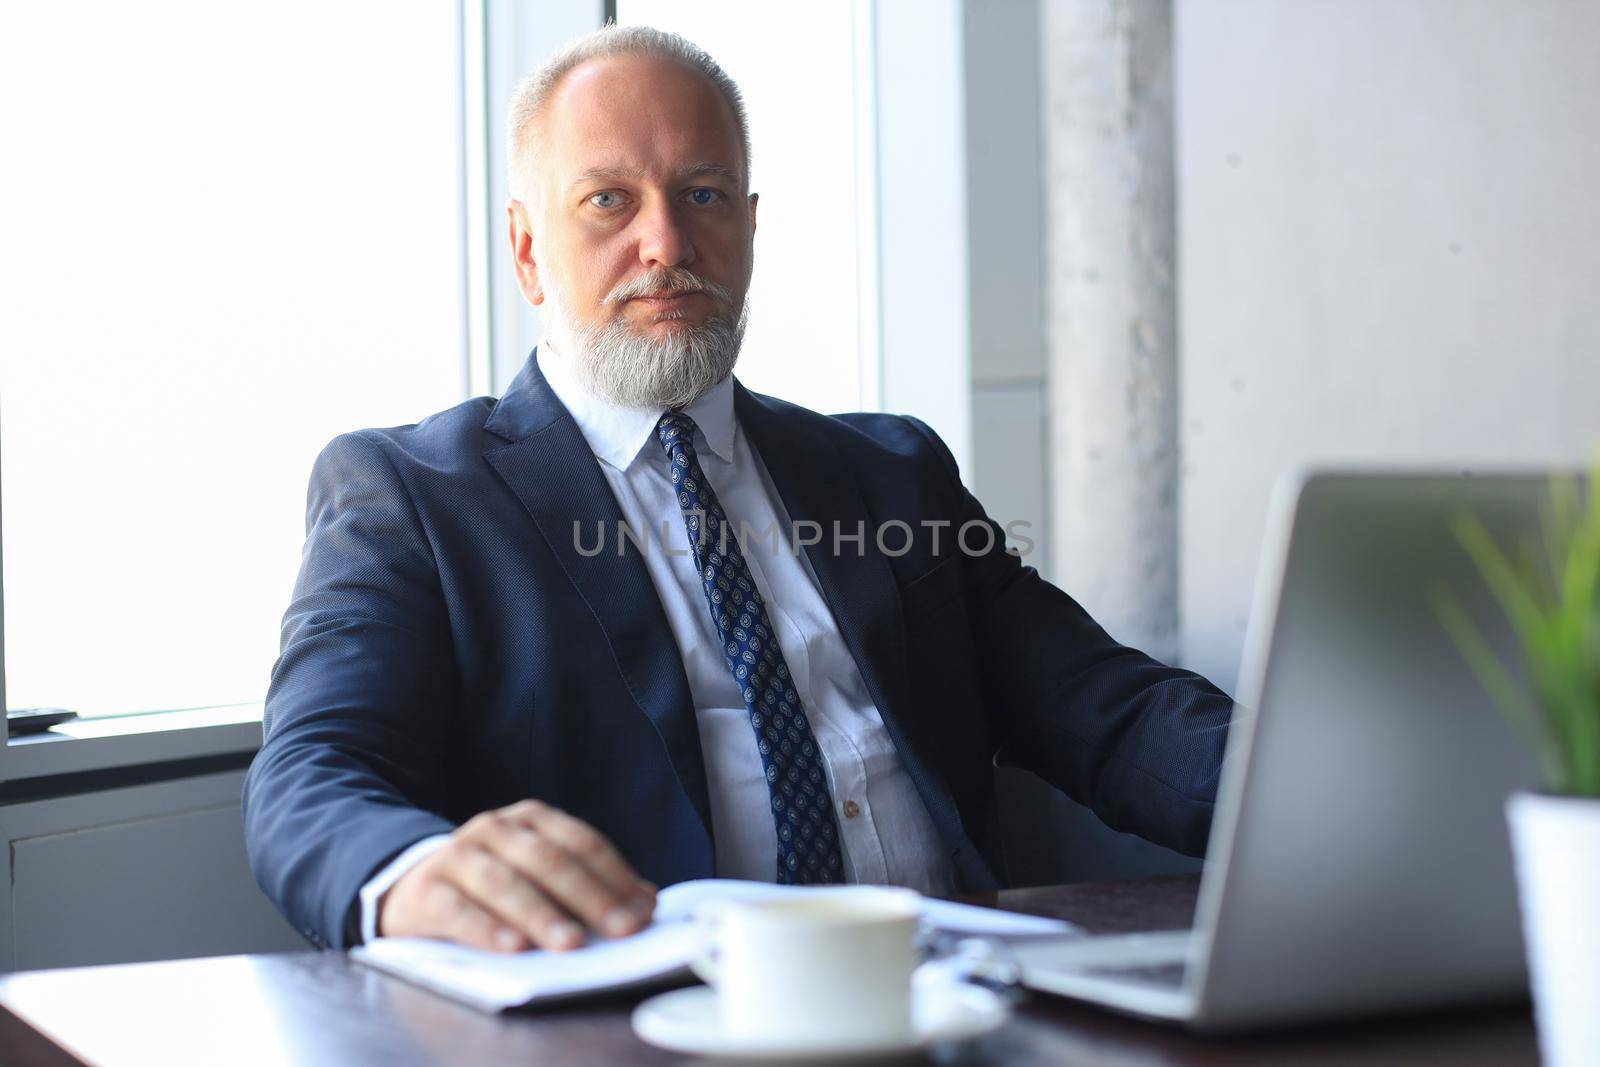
(351, 878, 1079, 1012)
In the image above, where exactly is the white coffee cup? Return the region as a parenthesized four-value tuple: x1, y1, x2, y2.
(690, 886, 924, 1049)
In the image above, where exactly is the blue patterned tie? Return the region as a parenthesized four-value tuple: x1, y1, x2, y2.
(656, 410, 845, 884)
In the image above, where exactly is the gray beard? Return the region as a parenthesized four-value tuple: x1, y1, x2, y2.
(549, 297, 749, 410)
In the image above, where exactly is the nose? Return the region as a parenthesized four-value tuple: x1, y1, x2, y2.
(634, 198, 695, 269)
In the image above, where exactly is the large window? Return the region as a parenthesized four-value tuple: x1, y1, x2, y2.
(1, 2, 467, 718)
(2, 2, 886, 726)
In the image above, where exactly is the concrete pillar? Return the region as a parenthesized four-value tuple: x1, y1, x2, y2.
(1042, 0, 1178, 660)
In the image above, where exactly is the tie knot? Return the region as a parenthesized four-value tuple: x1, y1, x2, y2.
(656, 410, 700, 459)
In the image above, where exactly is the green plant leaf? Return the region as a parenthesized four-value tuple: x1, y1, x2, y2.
(1442, 463, 1600, 796)
(1452, 515, 1548, 649)
(1431, 587, 1568, 790)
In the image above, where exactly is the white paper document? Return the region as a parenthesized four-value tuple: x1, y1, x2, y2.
(352, 878, 1080, 1012)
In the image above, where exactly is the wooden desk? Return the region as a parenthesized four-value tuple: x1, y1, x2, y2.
(0, 876, 1537, 1066)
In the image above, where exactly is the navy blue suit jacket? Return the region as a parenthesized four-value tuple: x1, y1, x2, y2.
(243, 353, 1233, 949)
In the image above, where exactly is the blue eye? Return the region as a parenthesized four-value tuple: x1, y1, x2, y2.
(688, 188, 722, 206)
(590, 191, 622, 209)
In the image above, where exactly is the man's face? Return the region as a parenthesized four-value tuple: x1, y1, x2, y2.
(508, 53, 757, 405)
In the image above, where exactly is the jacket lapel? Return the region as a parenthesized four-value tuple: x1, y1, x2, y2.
(735, 385, 972, 867)
(481, 354, 714, 847)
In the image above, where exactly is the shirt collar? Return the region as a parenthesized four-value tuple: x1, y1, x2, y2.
(536, 338, 738, 471)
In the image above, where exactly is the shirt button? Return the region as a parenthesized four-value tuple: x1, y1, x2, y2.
(842, 800, 861, 819)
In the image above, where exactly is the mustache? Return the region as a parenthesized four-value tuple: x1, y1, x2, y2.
(604, 267, 734, 306)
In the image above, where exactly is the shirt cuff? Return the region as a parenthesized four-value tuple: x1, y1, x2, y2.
(357, 833, 453, 945)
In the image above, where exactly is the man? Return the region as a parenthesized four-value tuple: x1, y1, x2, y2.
(243, 26, 1232, 955)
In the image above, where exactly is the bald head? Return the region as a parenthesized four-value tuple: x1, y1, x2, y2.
(506, 25, 751, 208)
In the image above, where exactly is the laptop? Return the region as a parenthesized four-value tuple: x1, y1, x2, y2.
(1011, 469, 1550, 1031)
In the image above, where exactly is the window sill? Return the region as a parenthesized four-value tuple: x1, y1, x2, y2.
(3, 703, 263, 786)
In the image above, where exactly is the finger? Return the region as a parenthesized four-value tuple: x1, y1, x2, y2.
(448, 844, 586, 951)
(480, 819, 646, 938)
(513, 800, 657, 908)
(422, 876, 523, 953)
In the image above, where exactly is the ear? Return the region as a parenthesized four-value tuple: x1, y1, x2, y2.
(748, 191, 759, 236)
(507, 199, 545, 306)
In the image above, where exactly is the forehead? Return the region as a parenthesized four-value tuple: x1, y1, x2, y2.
(541, 53, 744, 186)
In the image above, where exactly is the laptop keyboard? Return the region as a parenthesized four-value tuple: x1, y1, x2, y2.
(1081, 961, 1189, 988)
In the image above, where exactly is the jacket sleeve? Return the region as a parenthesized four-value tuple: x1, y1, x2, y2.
(902, 416, 1233, 857)
(243, 431, 459, 949)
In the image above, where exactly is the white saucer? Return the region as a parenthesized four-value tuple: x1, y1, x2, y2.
(630, 980, 1009, 1062)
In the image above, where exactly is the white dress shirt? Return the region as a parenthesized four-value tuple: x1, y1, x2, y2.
(357, 344, 953, 942)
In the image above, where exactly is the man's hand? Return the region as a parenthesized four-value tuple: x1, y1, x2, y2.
(377, 799, 657, 952)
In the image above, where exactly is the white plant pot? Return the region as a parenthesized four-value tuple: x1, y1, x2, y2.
(1506, 791, 1600, 1067)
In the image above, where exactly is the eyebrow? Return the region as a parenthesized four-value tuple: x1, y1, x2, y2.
(567, 162, 742, 189)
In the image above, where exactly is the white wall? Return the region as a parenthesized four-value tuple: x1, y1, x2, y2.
(1176, 0, 1600, 693)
